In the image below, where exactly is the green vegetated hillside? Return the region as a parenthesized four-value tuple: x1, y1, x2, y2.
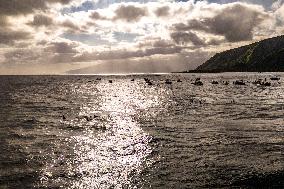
(195, 35, 284, 72)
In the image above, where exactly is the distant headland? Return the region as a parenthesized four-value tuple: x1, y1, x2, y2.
(180, 35, 284, 73)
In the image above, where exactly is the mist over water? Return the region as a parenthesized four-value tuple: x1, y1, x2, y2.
(0, 73, 283, 188)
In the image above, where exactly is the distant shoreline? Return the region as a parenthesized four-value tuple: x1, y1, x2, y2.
(172, 71, 284, 73)
(1, 71, 284, 76)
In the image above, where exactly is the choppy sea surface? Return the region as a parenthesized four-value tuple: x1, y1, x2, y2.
(0, 73, 283, 189)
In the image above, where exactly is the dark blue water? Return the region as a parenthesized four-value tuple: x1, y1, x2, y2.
(0, 73, 283, 188)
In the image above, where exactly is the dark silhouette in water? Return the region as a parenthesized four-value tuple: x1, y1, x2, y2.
(253, 79, 263, 85)
(165, 79, 172, 84)
(83, 115, 91, 121)
(270, 76, 280, 81)
(109, 80, 113, 83)
(192, 78, 203, 86)
(93, 114, 99, 119)
(211, 81, 219, 84)
(144, 78, 153, 85)
(144, 78, 150, 82)
(62, 115, 66, 121)
(233, 80, 246, 85)
(262, 82, 271, 86)
(1, 74, 283, 189)
(252, 78, 271, 86)
(147, 81, 153, 86)
(223, 81, 229, 85)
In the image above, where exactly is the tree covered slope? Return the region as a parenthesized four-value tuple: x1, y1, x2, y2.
(196, 35, 284, 72)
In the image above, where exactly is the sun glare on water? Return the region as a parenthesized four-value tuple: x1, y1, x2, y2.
(38, 78, 169, 188)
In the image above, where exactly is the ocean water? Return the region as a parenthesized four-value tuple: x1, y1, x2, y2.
(0, 73, 283, 189)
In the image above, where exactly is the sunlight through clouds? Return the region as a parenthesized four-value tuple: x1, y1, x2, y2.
(0, 0, 283, 74)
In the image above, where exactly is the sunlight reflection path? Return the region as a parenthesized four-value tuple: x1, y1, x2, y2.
(39, 79, 168, 188)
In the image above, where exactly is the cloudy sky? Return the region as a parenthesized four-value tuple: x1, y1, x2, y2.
(0, 0, 283, 74)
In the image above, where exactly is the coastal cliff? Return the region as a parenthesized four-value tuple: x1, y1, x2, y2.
(195, 35, 284, 72)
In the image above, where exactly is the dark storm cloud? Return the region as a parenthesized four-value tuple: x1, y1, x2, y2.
(61, 20, 81, 32)
(0, 0, 71, 44)
(144, 46, 183, 56)
(152, 39, 175, 48)
(4, 48, 40, 63)
(73, 46, 182, 62)
(170, 32, 206, 46)
(113, 5, 148, 22)
(3, 41, 78, 64)
(206, 3, 267, 41)
(28, 14, 53, 27)
(0, 16, 8, 27)
(0, 28, 30, 45)
(173, 20, 207, 32)
(0, 15, 30, 44)
(90, 11, 106, 20)
(0, 0, 72, 16)
(172, 3, 267, 42)
(3, 43, 183, 65)
(137, 38, 177, 50)
(155, 6, 170, 17)
(45, 41, 78, 54)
